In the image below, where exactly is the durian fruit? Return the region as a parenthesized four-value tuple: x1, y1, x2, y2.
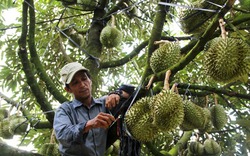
(125, 96, 158, 142)
(150, 41, 181, 73)
(180, 120, 196, 131)
(209, 104, 227, 130)
(152, 71, 184, 131)
(0, 108, 8, 121)
(77, 0, 98, 11)
(204, 18, 250, 83)
(128, 111, 158, 142)
(100, 16, 123, 48)
(181, 100, 207, 130)
(125, 96, 153, 128)
(199, 108, 213, 133)
(178, 0, 227, 35)
(188, 141, 205, 156)
(39, 143, 60, 156)
(203, 138, 222, 156)
(177, 1, 211, 35)
(40, 129, 60, 156)
(152, 89, 184, 132)
(0, 118, 14, 139)
(9, 115, 28, 135)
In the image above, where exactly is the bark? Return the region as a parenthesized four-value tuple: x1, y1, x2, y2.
(0, 141, 42, 156)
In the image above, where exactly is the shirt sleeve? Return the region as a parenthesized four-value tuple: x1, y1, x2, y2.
(53, 104, 87, 146)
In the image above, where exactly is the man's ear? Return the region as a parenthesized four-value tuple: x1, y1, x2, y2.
(65, 86, 72, 93)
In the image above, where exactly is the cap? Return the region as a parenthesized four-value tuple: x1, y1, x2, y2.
(60, 62, 89, 85)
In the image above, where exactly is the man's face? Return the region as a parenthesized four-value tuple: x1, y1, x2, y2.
(66, 70, 92, 101)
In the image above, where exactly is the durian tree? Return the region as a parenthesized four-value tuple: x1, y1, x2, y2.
(0, 0, 249, 155)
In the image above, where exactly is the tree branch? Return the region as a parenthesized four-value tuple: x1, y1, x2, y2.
(28, 0, 68, 104)
(0, 140, 42, 156)
(177, 83, 250, 100)
(18, 0, 54, 124)
(100, 40, 148, 68)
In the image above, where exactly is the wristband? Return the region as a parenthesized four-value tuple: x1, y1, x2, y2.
(108, 90, 123, 98)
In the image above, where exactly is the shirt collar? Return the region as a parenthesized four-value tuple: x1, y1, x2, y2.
(71, 98, 103, 109)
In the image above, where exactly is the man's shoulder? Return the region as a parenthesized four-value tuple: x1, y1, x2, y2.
(58, 101, 73, 109)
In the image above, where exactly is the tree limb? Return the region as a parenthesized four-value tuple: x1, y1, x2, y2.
(18, 0, 54, 124)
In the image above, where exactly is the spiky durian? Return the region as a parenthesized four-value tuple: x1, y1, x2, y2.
(209, 105, 227, 130)
(188, 141, 205, 156)
(178, 0, 226, 35)
(199, 108, 213, 133)
(150, 42, 181, 73)
(152, 89, 184, 131)
(128, 111, 158, 142)
(181, 100, 207, 130)
(125, 96, 153, 128)
(100, 25, 123, 48)
(125, 97, 159, 142)
(177, 2, 212, 35)
(0, 108, 8, 121)
(203, 138, 222, 155)
(204, 37, 250, 83)
(77, 0, 97, 11)
(40, 143, 60, 156)
(9, 116, 28, 135)
(0, 118, 14, 139)
(180, 120, 196, 131)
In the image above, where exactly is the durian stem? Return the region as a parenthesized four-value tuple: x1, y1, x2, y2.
(163, 70, 171, 90)
(213, 93, 218, 105)
(171, 83, 179, 94)
(111, 15, 115, 27)
(205, 95, 209, 108)
(205, 132, 210, 139)
(145, 75, 155, 90)
(154, 40, 170, 47)
(219, 18, 227, 39)
(50, 129, 55, 143)
(196, 133, 199, 141)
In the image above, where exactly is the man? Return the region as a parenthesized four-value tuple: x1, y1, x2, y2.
(53, 62, 134, 156)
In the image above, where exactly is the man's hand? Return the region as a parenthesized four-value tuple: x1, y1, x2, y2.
(84, 112, 115, 132)
(105, 94, 120, 109)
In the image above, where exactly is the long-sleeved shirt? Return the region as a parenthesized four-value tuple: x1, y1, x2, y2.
(53, 97, 108, 156)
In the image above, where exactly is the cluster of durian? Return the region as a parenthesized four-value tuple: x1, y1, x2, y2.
(40, 143, 60, 156)
(203, 36, 250, 83)
(209, 104, 227, 130)
(125, 96, 158, 142)
(0, 114, 28, 139)
(105, 140, 120, 156)
(77, 0, 98, 11)
(177, 0, 226, 35)
(0, 108, 8, 121)
(152, 89, 184, 132)
(180, 100, 228, 132)
(150, 41, 181, 73)
(180, 100, 212, 132)
(125, 71, 184, 142)
(39, 130, 60, 156)
(100, 16, 123, 48)
(185, 138, 222, 156)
